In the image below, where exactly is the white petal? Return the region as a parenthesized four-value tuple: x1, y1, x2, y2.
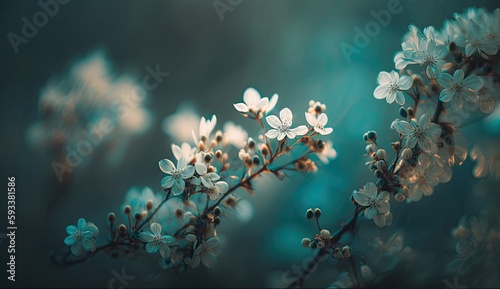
(437, 73, 454, 88)
(394, 120, 415, 135)
(395, 91, 405, 105)
(233, 103, 249, 113)
(304, 112, 317, 127)
(265, 115, 282, 129)
(150, 222, 162, 235)
(256, 97, 269, 110)
(285, 130, 296, 139)
(243, 87, 261, 106)
(373, 85, 390, 100)
(398, 75, 412, 90)
(159, 159, 175, 174)
(266, 93, 279, 113)
(171, 144, 183, 160)
(280, 108, 293, 123)
(317, 127, 333, 135)
(265, 129, 279, 139)
(161, 176, 175, 188)
(317, 113, 328, 126)
(195, 162, 207, 175)
(377, 71, 392, 85)
(290, 125, 308, 136)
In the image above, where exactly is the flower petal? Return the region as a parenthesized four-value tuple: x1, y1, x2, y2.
(280, 108, 293, 124)
(70, 242, 84, 256)
(66, 225, 78, 235)
(82, 238, 97, 252)
(233, 103, 249, 113)
(195, 162, 207, 175)
(150, 222, 162, 235)
(265, 129, 279, 139)
(377, 71, 392, 85)
(364, 206, 377, 220)
(398, 75, 412, 90)
(462, 75, 484, 90)
(64, 235, 77, 246)
(146, 242, 159, 254)
(289, 125, 308, 136)
(265, 115, 281, 129)
(159, 159, 175, 174)
(77, 218, 87, 231)
(305, 112, 317, 127)
(180, 165, 195, 179)
(243, 87, 261, 106)
(161, 176, 175, 188)
(437, 72, 454, 88)
(373, 85, 390, 100)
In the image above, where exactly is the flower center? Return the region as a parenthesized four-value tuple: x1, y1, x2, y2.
(389, 83, 398, 92)
(74, 230, 83, 241)
(423, 53, 436, 65)
(172, 169, 182, 178)
(453, 83, 464, 93)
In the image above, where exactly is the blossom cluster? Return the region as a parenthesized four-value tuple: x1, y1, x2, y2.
(58, 87, 336, 272)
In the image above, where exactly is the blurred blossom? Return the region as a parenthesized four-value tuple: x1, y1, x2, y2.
(366, 233, 415, 273)
(448, 211, 500, 275)
(27, 50, 152, 169)
(223, 122, 248, 148)
(471, 143, 500, 181)
(161, 102, 200, 143)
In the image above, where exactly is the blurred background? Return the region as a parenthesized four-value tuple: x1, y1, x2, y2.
(0, 0, 499, 288)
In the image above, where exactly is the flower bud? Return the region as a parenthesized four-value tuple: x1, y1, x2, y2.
(374, 169, 383, 178)
(314, 208, 322, 219)
(134, 212, 142, 221)
(401, 147, 413, 160)
(316, 240, 325, 249)
(342, 246, 351, 258)
(204, 153, 212, 163)
(252, 155, 260, 165)
(305, 208, 314, 220)
(407, 107, 415, 118)
(215, 131, 223, 143)
(333, 247, 343, 258)
(248, 138, 256, 149)
(320, 229, 331, 240)
(214, 216, 221, 226)
(108, 212, 116, 222)
(123, 205, 131, 215)
(141, 210, 147, 220)
(213, 206, 222, 216)
(301, 238, 311, 248)
(391, 141, 401, 151)
(118, 224, 127, 232)
(215, 150, 223, 159)
(376, 149, 386, 160)
(260, 144, 269, 156)
(399, 107, 408, 118)
(146, 200, 154, 211)
(366, 131, 377, 143)
(376, 160, 386, 171)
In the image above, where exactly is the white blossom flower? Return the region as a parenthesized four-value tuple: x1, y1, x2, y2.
(162, 102, 200, 143)
(373, 71, 412, 105)
(195, 162, 220, 188)
(455, 21, 498, 58)
(159, 157, 195, 195)
(64, 218, 99, 256)
(195, 115, 217, 141)
(233, 87, 278, 114)
(406, 154, 443, 202)
(206, 181, 229, 200)
(437, 69, 484, 111)
(352, 182, 390, 227)
(139, 222, 177, 258)
(412, 38, 448, 78)
(393, 114, 442, 153)
(171, 142, 196, 162)
(265, 108, 308, 140)
(187, 238, 222, 268)
(305, 112, 333, 135)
